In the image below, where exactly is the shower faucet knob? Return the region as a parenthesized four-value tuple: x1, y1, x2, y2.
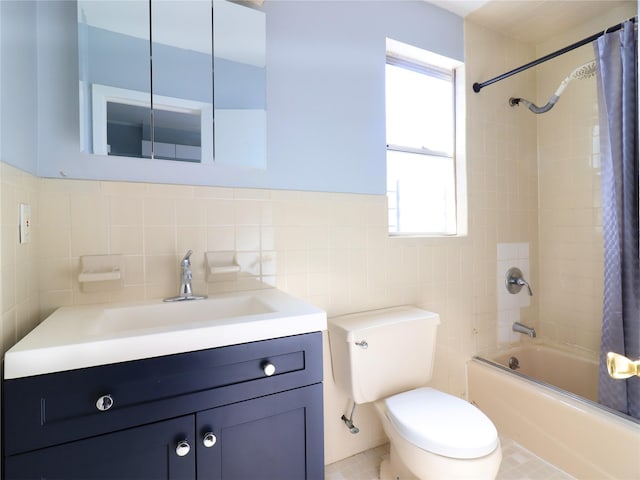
(505, 267, 533, 296)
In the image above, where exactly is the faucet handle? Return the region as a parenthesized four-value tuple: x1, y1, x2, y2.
(506, 267, 533, 296)
(517, 278, 533, 296)
(181, 250, 193, 266)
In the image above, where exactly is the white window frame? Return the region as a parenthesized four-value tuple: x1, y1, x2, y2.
(385, 39, 467, 237)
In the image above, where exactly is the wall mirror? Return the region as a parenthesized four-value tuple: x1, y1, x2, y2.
(77, 0, 265, 168)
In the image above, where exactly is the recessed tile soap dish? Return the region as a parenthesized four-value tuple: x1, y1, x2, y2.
(78, 255, 124, 292)
(206, 251, 241, 282)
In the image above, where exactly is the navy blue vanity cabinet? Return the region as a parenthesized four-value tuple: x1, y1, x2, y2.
(3, 332, 324, 480)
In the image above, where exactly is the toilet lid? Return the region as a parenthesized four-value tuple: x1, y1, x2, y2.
(384, 387, 498, 459)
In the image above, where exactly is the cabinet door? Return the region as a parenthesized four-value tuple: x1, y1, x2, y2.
(196, 383, 324, 480)
(5, 415, 196, 480)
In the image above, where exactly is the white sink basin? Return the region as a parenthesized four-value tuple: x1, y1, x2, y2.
(4, 289, 326, 379)
(92, 295, 274, 337)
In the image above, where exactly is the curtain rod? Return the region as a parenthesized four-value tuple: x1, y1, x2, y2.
(472, 17, 637, 93)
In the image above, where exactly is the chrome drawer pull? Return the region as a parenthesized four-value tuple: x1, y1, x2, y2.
(96, 394, 114, 412)
(261, 361, 276, 376)
(175, 440, 190, 457)
(203, 432, 217, 448)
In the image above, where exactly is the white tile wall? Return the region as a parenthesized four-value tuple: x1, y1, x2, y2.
(497, 242, 531, 345)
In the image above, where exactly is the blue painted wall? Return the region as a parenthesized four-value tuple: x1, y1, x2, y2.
(263, 0, 464, 193)
(1, 0, 38, 174)
(5, 0, 463, 194)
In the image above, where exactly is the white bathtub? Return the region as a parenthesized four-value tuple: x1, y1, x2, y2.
(468, 343, 640, 480)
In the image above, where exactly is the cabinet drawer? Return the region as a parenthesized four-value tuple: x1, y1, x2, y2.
(3, 332, 322, 456)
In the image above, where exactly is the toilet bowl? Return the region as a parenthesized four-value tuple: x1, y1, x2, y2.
(327, 306, 502, 480)
(375, 388, 502, 480)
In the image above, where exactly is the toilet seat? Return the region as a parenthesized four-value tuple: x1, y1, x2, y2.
(384, 387, 498, 460)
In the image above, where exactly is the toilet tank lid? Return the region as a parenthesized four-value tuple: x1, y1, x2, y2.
(328, 306, 440, 342)
(385, 387, 499, 459)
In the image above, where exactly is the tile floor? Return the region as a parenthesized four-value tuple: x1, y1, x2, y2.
(325, 436, 575, 480)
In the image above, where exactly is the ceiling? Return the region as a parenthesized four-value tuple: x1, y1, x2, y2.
(427, 0, 490, 17)
(428, 0, 637, 44)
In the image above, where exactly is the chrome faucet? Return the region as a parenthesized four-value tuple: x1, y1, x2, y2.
(512, 321, 536, 338)
(179, 250, 194, 297)
(164, 250, 207, 302)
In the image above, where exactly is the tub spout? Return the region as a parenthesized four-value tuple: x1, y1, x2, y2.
(513, 321, 536, 338)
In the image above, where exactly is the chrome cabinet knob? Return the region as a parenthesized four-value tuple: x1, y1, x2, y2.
(175, 440, 191, 457)
(96, 394, 114, 411)
(202, 432, 217, 448)
(262, 361, 276, 376)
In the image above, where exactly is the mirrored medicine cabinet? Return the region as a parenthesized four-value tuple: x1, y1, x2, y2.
(77, 0, 266, 169)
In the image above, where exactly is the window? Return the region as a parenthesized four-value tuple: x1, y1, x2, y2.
(385, 39, 465, 236)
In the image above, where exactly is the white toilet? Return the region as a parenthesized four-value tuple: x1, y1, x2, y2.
(328, 306, 502, 480)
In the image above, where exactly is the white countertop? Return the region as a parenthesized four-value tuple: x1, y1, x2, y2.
(4, 289, 327, 379)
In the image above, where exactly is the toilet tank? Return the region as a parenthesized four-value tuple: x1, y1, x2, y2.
(328, 306, 440, 404)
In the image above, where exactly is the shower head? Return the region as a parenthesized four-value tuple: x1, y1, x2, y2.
(569, 60, 597, 81)
(509, 59, 597, 114)
(556, 60, 596, 95)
